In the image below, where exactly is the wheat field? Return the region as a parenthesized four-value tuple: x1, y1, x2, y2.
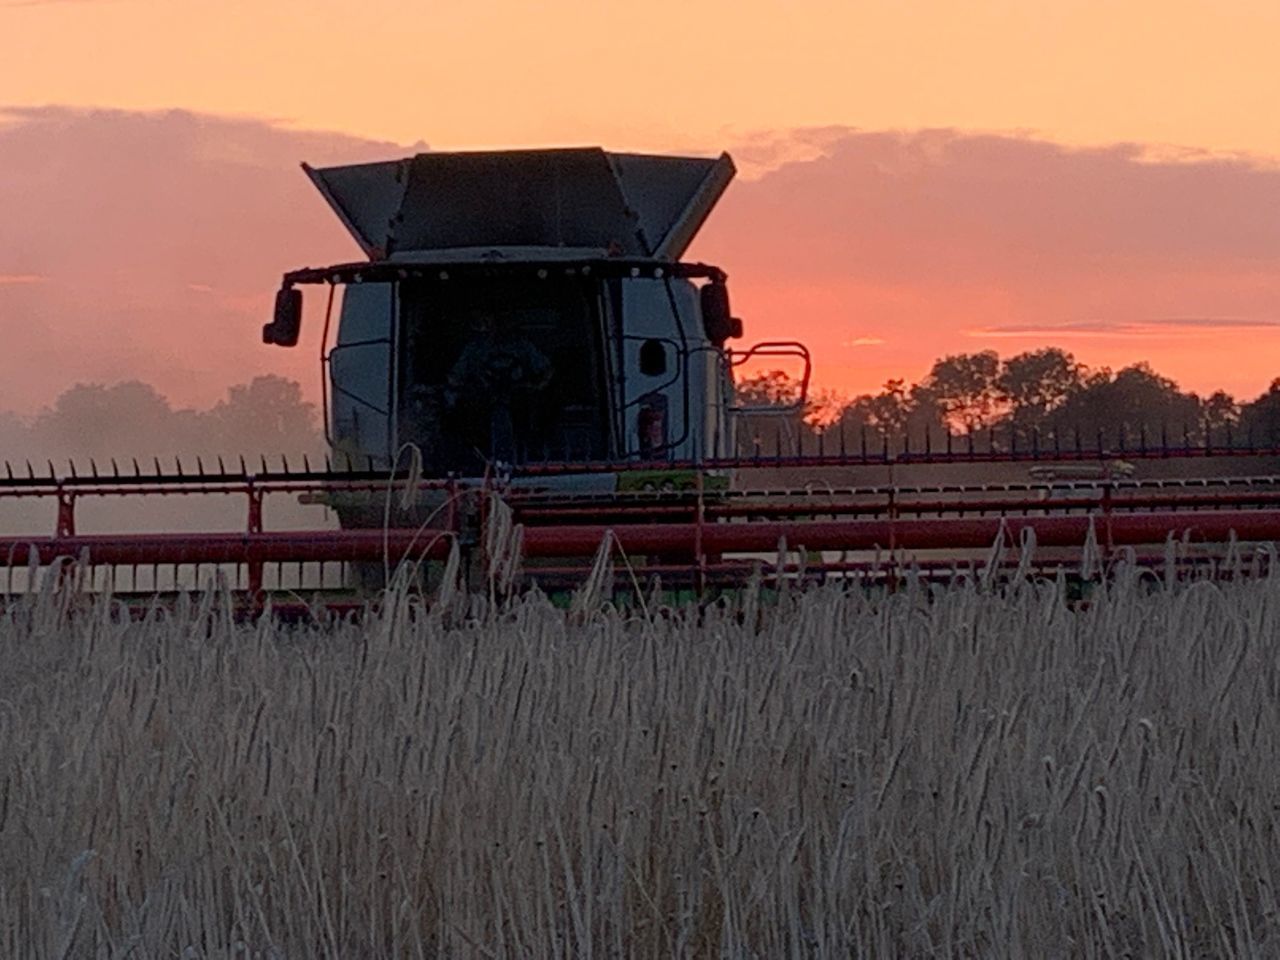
(2, 566, 1279, 957)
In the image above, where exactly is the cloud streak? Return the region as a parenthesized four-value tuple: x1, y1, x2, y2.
(973, 317, 1280, 337)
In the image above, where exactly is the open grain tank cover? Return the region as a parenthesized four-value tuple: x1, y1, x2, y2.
(303, 148, 735, 260)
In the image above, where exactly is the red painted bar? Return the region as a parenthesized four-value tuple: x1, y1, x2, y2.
(519, 511, 1280, 557)
(0, 529, 455, 566)
(514, 490, 1280, 523)
(1, 509, 1279, 569)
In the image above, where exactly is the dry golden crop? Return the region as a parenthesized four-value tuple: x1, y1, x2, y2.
(2, 567, 1279, 957)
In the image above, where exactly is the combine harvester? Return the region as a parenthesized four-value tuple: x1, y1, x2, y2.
(4, 147, 1280, 611)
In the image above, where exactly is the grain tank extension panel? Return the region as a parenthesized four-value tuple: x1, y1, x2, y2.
(304, 148, 735, 260)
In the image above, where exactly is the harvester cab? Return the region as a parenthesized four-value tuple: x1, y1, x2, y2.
(264, 148, 809, 488)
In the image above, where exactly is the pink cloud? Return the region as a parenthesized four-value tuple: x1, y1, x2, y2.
(0, 107, 416, 412)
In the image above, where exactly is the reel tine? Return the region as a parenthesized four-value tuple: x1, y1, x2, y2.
(260, 455, 268, 474)
(239, 455, 247, 475)
(90, 458, 98, 478)
(68, 460, 76, 479)
(3, 461, 11, 480)
(153, 457, 162, 477)
(26, 460, 34, 479)
(282, 454, 290, 474)
(218, 455, 226, 475)
(111, 458, 119, 477)
(176, 456, 184, 476)
(133, 458, 141, 477)
(303, 454, 311, 473)
(197, 456, 205, 476)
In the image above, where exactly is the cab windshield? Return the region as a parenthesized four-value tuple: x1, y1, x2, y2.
(398, 275, 612, 473)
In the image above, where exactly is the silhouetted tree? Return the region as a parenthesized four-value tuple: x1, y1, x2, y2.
(998, 348, 1085, 439)
(206, 375, 322, 462)
(0, 411, 26, 455)
(831, 378, 946, 450)
(26, 381, 202, 464)
(734, 370, 803, 408)
(1240, 380, 1280, 446)
(916, 351, 1005, 432)
(1200, 390, 1240, 441)
(733, 370, 857, 454)
(1049, 363, 1202, 446)
(5, 377, 321, 469)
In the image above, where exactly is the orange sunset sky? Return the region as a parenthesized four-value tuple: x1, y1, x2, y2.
(3, 0, 1280, 415)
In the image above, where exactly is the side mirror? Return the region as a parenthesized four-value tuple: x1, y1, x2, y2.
(263, 286, 302, 347)
(700, 280, 741, 346)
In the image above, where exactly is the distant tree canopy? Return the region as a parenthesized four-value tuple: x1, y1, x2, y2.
(736, 348, 1279, 455)
(1, 376, 323, 468)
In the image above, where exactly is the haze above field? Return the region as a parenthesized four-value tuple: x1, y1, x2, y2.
(3, 0, 1280, 414)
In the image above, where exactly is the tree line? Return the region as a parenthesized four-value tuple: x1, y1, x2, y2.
(4, 350, 1279, 468)
(735, 348, 1280, 454)
(0, 376, 323, 470)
